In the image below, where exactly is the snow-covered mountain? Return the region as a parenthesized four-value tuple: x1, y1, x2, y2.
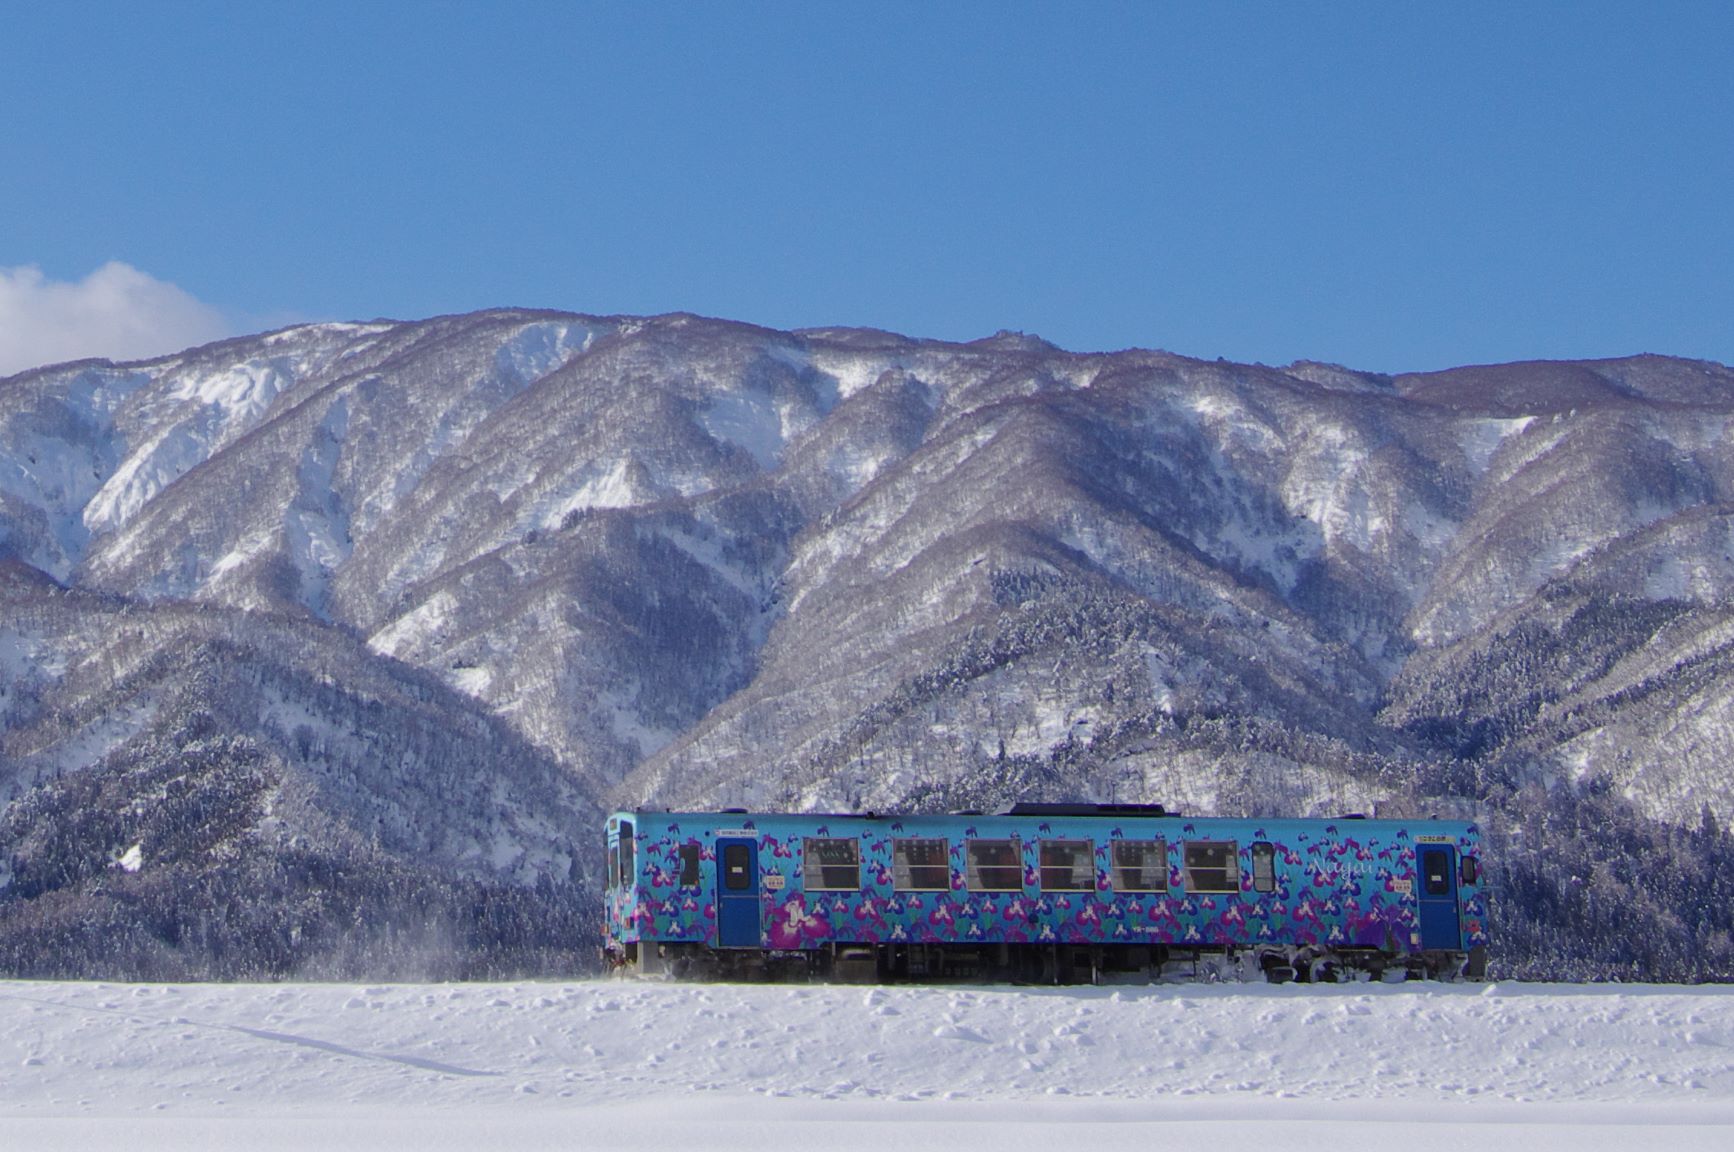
(4, 310, 1734, 978)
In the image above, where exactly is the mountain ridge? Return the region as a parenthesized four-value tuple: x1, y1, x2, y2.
(4, 309, 1734, 978)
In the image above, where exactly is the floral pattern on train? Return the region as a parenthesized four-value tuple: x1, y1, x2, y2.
(608, 813, 1485, 956)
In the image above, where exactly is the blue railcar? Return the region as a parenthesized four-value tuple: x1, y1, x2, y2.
(603, 804, 1487, 982)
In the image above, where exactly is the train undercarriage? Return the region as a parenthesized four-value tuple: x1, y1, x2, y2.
(612, 940, 1487, 984)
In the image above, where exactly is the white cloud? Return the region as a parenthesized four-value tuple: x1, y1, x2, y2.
(0, 262, 231, 377)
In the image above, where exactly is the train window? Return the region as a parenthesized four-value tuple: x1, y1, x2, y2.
(804, 837, 861, 890)
(1039, 840, 1094, 891)
(722, 842, 753, 891)
(1183, 841, 1239, 894)
(1251, 842, 1275, 893)
(1460, 856, 1478, 885)
(1109, 840, 1166, 891)
(607, 843, 618, 890)
(678, 841, 702, 887)
(1421, 848, 1450, 896)
(618, 821, 636, 888)
(893, 838, 951, 891)
(966, 839, 1023, 891)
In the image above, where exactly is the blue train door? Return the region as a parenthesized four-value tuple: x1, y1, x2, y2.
(716, 838, 760, 948)
(1416, 845, 1461, 950)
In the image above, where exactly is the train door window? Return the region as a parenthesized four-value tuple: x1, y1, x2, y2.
(618, 821, 636, 887)
(1183, 841, 1239, 894)
(678, 841, 702, 887)
(804, 837, 861, 890)
(1251, 842, 1276, 893)
(722, 842, 754, 891)
(966, 839, 1023, 891)
(1039, 840, 1094, 891)
(1110, 840, 1166, 891)
(893, 839, 951, 890)
(1460, 855, 1478, 885)
(607, 842, 619, 890)
(1422, 848, 1451, 896)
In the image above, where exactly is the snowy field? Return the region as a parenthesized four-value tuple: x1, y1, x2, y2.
(3, 978, 1733, 1150)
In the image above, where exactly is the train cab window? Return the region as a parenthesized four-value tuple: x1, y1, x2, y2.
(1183, 841, 1239, 894)
(1039, 840, 1094, 891)
(607, 842, 619, 890)
(804, 837, 861, 890)
(1251, 841, 1276, 893)
(678, 841, 702, 887)
(617, 821, 635, 888)
(893, 838, 951, 891)
(1109, 840, 1166, 892)
(722, 842, 754, 891)
(1421, 848, 1451, 896)
(966, 839, 1023, 891)
(1460, 856, 1478, 886)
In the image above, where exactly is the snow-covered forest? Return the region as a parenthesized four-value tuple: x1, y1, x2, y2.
(6, 312, 1734, 979)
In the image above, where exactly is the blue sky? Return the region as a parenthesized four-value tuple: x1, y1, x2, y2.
(3, 2, 1731, 374)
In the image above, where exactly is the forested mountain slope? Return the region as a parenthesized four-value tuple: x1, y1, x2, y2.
(4, 311, 1733, 978)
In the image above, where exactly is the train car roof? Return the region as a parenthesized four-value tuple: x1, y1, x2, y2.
(608, 806, 1474, 826)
